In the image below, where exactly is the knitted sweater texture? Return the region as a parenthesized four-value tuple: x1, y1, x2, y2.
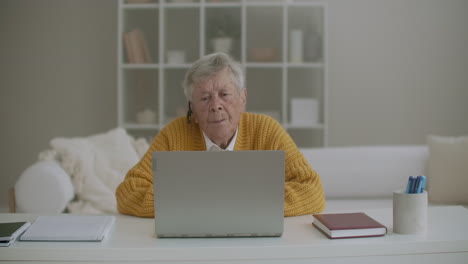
(116, 113, 325, 217)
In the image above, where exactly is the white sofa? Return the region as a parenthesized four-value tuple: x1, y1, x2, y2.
(12, 141, 429, 214)
(303, 145, 428, 212)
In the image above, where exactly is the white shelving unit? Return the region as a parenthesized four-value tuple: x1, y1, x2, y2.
(118, 0, 327, 147)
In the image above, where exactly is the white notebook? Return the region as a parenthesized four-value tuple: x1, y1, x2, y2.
(20, 215, 115, 242)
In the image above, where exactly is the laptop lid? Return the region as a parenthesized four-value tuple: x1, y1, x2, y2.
(153, 150, 285, 238)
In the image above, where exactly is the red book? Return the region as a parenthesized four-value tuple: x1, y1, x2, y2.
(313, 212, 387, 239)
(123, 31, 136, 63)
(130, 29, 146, 64)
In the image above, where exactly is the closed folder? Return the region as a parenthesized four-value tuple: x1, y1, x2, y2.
(20, 215, 115, 242)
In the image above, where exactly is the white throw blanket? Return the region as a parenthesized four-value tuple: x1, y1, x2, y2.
(40, 128, 149, 214)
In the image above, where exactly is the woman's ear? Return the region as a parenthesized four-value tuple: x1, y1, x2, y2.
(186, 101, 193, 124)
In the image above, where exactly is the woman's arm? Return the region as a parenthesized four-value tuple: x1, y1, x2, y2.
(261, 116, 326, 216)
(115, 132, 169, 217)
(283, 150, 326, 216)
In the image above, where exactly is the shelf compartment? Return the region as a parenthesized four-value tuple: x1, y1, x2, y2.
(287, 68, 324, 125)
(287, 5, 324, 63)
(123, 69, 159, 125)
(164, 8, 200, 64)
(205, 7, 241, 61)
(287, 128, 324, 148)
(163, 69, 188, 124)
(123, 8, 159, 64)
(246, 6, 283, 63)
(246, 68, 283, 123)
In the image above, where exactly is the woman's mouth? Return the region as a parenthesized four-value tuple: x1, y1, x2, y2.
(209, 119, 225, 124)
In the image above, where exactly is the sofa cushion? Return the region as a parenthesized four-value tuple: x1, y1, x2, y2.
(301, 146, 428, 198)
(15, 160, 74, 213)
(50, 128, 142, 214)
(427, 135, 468, 204)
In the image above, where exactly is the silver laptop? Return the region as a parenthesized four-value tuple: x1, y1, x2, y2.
(152, 150, 285, 238)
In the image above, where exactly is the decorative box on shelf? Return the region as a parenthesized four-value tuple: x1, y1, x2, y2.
(290, 98, 319, 126)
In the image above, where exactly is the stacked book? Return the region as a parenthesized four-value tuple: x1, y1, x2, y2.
(124, 29, 152, 64)
(0, 222, 31, 247)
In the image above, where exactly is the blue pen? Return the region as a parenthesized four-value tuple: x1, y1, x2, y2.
(414, 176, 420, 193)
(413, 176, 421, 194)
(410, 176, 417, 193)
(405, 176, 415, 194)
(417, 176, 427, 193)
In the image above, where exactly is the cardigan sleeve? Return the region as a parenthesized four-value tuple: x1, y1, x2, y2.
(115, 131, 169, 218)
(283, 149, 326, 216)
(261, 117, 326, 216)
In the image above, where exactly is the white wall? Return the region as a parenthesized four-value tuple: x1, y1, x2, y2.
(0, 0, 467, 209)
(327, 0, 468, 145)
(0, 0, 117, 210)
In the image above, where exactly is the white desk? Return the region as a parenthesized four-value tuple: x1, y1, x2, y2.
(1, 206, 468, 264)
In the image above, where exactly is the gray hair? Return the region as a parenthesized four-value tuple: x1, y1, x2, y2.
(183, 53, 244, 102)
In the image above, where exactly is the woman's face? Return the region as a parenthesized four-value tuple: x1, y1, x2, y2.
(191, 69, 246, 148)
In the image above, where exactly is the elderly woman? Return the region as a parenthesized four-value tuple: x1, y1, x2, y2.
(116, 53, 325, 217)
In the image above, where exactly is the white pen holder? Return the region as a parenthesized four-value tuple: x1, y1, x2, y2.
(393, 190, 428, 234)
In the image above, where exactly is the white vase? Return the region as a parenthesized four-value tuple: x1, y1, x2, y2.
(289, 29, 303, 63)
(211, 37, 233, 54)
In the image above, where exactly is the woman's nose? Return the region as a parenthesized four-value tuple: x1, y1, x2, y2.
(209, 96, 223, 112)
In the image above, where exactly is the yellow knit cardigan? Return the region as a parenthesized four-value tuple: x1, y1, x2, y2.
(116, 113, 325, 217)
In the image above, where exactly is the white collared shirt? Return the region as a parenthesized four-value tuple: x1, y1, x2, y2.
(203, 128, 238, 151)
